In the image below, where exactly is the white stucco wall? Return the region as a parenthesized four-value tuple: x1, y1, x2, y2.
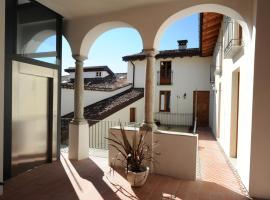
(0, 0, 5, 194)
(127, 61, 146, 88)
(155, 57, 211, 114)
(127, 56, 211, 114)
(108, 127, 198, 181)
(68, 70, 109, 79)
(61, 85, 132, 116)
(209, 15, 255, 194)
(247, 1, 270, 198)
(89, 97, 144, 149)
(101, 97, 144, 123)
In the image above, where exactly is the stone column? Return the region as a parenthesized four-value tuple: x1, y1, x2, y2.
(141, 49, 156, 131)
(140, 49, 157, 173)
(69, 55, 89, 160)
(73, 55, 87, 123)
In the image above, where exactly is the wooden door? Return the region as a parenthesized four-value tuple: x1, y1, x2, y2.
(130, 108, 136, 122)
(193, 91, 210, 127)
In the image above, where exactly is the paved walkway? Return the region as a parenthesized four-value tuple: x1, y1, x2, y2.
(0, 129, 252, 200)
(197, 128, 248, 197)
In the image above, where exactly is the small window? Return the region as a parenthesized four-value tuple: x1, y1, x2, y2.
(159, 91, 171, 112)
(130, 108, 136, 122)
(96, 72, 102, 77)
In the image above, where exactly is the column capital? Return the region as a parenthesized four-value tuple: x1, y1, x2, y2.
(72, 54, 88, 62)
(143, 48, 157, 57)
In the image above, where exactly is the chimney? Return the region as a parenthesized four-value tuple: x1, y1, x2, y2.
(177, 40, 188, 50)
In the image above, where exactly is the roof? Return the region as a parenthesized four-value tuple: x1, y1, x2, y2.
(200, 13, 223, 57)
(64, 65, 115, 77)
(62, 88, 144, 121)
(122, 12, 223, 61)
(61, 73, 130, 91)
(122, 48, 201, 61)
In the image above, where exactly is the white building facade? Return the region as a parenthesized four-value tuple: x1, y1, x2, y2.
(210, 16, 252, 187)
(125, 41, 212, 127)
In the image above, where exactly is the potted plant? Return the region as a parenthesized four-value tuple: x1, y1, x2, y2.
(106, 125, 153, 187)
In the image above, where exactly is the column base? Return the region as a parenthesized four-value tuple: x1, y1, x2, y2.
(139, 122, 156, 173)
(68, 122, 89, 160)
(140, 122, 157, 132)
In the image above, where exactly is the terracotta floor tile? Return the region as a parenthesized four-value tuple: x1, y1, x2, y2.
(0, 129, 251, 200)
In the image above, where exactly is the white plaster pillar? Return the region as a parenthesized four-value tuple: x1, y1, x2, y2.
(69, 55, 89, 160)
(141, 49, 157, 131)
(248, 0, 270, 198)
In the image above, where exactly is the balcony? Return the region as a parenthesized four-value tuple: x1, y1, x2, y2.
(224, 18, 244, 58)
(157, 70, 173, 85)
(224, 39, 243, 58)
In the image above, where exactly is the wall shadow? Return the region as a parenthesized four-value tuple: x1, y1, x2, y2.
(71, 158, 121, 199)
(0, 161, 78, 200)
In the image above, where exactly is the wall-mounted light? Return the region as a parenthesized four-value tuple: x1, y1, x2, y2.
(183, 93, 187, 99)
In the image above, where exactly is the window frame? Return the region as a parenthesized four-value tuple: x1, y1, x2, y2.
(159, 90, 171, 112)
(159, 61, 172, 85)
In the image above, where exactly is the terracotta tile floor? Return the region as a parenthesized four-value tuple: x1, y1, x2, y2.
(0, 129, 253, 200)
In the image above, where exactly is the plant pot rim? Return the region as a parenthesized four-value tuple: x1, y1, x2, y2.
(127, 166, 149, 174)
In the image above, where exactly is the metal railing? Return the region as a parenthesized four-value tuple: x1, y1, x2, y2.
(154, 112, 193, 127)
(61, 118, 140, 149)
(223, 17, 243, 57)
(88, 120, 140, 149)
(224, 39, 243, 56)
(157, 71, 173, 85)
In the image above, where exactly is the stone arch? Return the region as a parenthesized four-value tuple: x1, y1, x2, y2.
(79, 21, 143, 58)
(153, 4, 251, 49)
(23, 29, 56, 54)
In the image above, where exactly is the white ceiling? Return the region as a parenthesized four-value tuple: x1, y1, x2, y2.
(37, 0, 175, 19)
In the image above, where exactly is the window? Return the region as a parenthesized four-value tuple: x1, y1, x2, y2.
(130, 108, 136, 122)
(159, 61, 172, 85)
(16, 1, 62, 65)
(159, 91, 171, 112)
(96, 72, 102, 77)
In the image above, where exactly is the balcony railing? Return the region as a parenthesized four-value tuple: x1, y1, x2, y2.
(154, 112, 193, 127)
(61, 118, 140, 149)
(157, 71, 173, 85)
(224, 18, 243, 58)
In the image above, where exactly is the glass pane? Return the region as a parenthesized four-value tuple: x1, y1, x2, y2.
(16, 1, 58, 65)
(166, 92, 170, 111)
(160, 94, 165, 110)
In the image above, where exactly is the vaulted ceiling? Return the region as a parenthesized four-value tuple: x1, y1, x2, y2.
(37, 0, 176, 19)
(201, 13, 223, 57)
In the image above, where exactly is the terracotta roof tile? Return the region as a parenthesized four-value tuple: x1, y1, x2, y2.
(122, 48, 200, 61)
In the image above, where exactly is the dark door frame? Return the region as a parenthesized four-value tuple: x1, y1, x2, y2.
(4, 0, 63, 180)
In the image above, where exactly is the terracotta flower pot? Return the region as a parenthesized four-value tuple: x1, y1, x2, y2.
(126, 167, 149, 187)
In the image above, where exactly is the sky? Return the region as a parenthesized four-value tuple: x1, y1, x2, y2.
(37, 14, 199, 75)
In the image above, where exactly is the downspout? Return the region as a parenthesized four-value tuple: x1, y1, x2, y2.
(130, 60, 135, 88)
(199, 13, 203, 56)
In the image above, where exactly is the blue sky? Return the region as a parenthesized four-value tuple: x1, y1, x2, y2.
(37, 14, 199, 74)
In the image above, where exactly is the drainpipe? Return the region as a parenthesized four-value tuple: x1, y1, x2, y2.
(130, 60, 135, 88)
